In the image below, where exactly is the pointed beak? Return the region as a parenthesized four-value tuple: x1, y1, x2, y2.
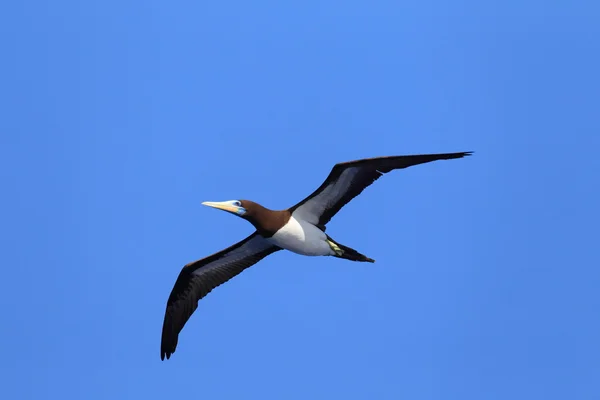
(201, 201, 244, 215)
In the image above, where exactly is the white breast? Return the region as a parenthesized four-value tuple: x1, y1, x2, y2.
(268, 216, 334, 256)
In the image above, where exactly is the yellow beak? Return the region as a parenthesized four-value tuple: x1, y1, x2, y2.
(201, 201, 241, 214)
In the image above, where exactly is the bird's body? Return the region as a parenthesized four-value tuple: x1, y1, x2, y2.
(160, 151, 473, 360)
(268, 214, 334, 257)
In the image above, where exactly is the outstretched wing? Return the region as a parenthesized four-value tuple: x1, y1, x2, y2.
(289, 152, 472, 227)
(161, 232, 280, 360)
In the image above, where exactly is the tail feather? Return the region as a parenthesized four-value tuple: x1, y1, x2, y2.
(328, 237, 375, 263)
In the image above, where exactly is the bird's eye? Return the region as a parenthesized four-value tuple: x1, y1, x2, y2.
(234, 201, 241, 207)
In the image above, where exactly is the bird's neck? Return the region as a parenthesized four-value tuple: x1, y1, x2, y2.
(244, 202, 291, 237)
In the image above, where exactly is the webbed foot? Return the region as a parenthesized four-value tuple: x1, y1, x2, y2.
(327, 239, 344, 256)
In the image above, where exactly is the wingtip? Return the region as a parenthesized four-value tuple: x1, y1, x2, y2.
(450, 151, 473, 160)
(161, 342, 174, 361)
(440, 151, 474, 160)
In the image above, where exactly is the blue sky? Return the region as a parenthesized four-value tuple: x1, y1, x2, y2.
(2, 1, 599, 399)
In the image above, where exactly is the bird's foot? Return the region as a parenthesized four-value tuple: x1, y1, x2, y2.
(327, 239, 344, 256)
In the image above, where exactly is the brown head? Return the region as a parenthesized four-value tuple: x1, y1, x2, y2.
(201, 199, 290, 237)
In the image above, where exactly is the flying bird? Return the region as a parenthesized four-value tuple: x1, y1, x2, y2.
(161, 151, 472, 360)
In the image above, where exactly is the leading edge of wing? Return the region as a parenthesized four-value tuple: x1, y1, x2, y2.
(332, 151, 473, 172)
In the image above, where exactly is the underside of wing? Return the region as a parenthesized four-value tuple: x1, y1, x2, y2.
(161, 232, 280, 360)
(289, 151, 472, 226)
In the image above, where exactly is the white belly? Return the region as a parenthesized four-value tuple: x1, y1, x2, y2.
(268, 216, 334, 256)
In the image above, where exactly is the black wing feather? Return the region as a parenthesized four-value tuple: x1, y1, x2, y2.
(161, 232, 280, 360)
(289, 152, 472, 226)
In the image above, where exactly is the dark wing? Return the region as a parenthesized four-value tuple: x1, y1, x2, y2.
(161, 232, 280, 360)
(289, 152, 472, 227)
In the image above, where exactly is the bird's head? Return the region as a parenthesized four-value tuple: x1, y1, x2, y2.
(202, 199, 277, 234)
(201, 200, 248, 217)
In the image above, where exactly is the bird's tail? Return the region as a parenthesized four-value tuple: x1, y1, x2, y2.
(327, 236, 375, 263)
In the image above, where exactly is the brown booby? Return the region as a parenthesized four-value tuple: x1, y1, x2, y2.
(161, 151, 472, 360)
